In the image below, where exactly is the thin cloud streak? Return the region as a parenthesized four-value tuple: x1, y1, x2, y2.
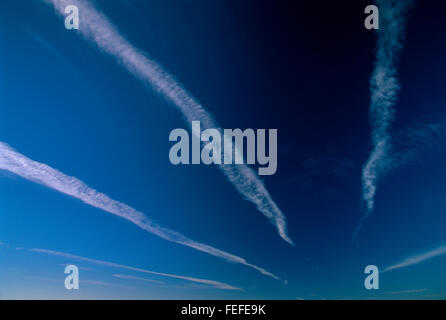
(29, 248, 240, 290)
(42, 0, 292, 245)
(0, 142, 280, 281)
(112, 274, 163, 284)
(384, 288, 428, 295)
(384, 245, 446, 273)
(355, 0, 413, 239)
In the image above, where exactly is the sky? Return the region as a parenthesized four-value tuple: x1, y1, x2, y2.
(0, 0, 446, 299)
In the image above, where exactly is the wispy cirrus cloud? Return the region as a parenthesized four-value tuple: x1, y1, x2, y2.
(384, 244, 446, 273)
(0, 142, 280, 281)
(30, 248, 239, 290)
(360, 113, 446, 184)
(299, 113, 446, 197)
(355, 0, 413, 240)
(42, 0, 292, 245)
(391, 115, 446, 168)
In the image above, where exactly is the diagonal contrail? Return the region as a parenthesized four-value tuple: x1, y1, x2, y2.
(354, 0, 413, 240)
(383, 245, 446, 273)
(42, 0, 293, 245)
(29, 248, 240, 290)
(0, 142, 280, 280)
(112, 274, 164, 285)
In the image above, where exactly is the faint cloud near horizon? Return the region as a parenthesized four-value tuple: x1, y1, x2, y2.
(384, 288, 428, 295)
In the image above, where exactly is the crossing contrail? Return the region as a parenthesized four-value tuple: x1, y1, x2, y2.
(0, 142, 280, 280)
(42, 0, 293, 245)
(354, 0, 413, 240)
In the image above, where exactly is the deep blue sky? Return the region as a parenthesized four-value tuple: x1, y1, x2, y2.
(0, 0, 446, 299)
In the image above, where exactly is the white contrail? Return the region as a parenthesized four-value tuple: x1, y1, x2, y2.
(384, 288, 428, 295)
(112, 274, 163, 285)
(355, 0, 413, 239)
(0, 142, 280, 280)
(42, 0, 292, 245)
(29, 248, 240, 290)
(383, 245, 446, 273)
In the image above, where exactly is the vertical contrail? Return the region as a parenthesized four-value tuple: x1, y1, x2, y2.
(0, 142, 280, 280)
(354, 0, 413, 240)
(42, 0, 293, 245)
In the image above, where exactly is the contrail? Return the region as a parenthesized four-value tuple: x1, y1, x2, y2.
(112, 274, 164, 285)
(29, 248, 240, 290)
(383, 245, 446, 273)
(42, 0, 293, 245)
(354, 0, 413, 240)
(0, 142, 280, 280)
(384, 288, 428, 295)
